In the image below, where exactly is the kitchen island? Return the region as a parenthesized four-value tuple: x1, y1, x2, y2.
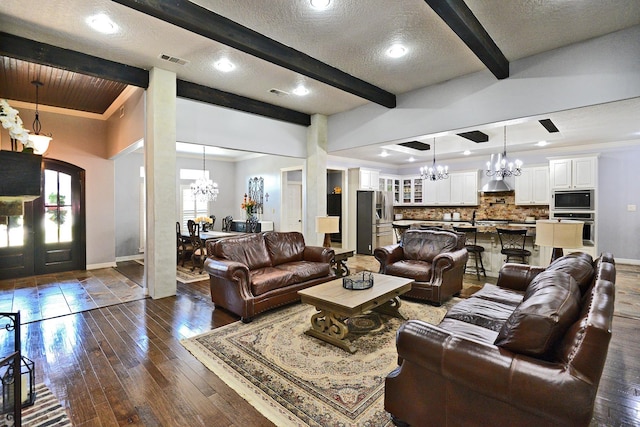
(392, 219, 551, 277)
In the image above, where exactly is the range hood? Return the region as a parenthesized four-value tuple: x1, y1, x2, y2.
(481, 153, 513, 193)
(481, 178, 512, 193)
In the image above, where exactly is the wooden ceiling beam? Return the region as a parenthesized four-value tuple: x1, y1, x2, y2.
(177, 80, 311, 126)
(424, 0, 509, 79)
(0, 32, 149, 88)
(111, 0, 396, 108)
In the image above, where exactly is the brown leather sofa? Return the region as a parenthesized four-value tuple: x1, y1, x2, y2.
(374, 229, 468, 305)
(385, 252, 616, 427)
(204, 231, 335, 322)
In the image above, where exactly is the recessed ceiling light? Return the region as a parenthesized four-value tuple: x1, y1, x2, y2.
(87, 14, 118, 34)
(310, 0, 331, 10)
(292, 85, 309, 96)
(408, 157, 415, 162)
(379, 151, 389, 157)
(463, 150, 471, 155)
(214, 58, 235, 72)
(386, 44, 407, 58)
(537, 141, 549, 147)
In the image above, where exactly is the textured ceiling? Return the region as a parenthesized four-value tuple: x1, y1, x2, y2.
(1, 0, 639, 161)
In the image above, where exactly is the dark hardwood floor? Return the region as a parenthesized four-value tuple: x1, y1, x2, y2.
(3, 257, 639, 426)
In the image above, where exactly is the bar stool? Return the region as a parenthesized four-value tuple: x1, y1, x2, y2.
(393, 223, 409, 244)
(454, 226, 486, 280)
(496, 228, 531, 264)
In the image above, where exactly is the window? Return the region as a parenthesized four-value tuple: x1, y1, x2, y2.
(44, 169, 73, 243)
(0, 215, 23, 247)
(180, 185, 209, 231)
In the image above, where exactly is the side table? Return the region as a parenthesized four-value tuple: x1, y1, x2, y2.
(331, 248, 354, 277)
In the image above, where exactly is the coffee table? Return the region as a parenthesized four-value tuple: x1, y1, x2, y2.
(298, 273, 413, 353)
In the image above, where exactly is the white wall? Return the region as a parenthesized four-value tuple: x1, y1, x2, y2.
(175, 98, 308, 157)
(328, 25, 640, 151)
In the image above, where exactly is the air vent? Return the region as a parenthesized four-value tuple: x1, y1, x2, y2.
(159, 54, 189, 66)
(539, 119, 559, 133)
(269, 88, 289, 96)
(398, 141, 430, 151)
(457, 131, 488, 143)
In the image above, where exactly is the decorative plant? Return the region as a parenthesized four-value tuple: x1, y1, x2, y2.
(0, 99, 33, 151)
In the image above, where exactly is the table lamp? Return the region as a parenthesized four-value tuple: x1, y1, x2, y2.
(535, 219, 584, 263)
(316, 216, 339, 247)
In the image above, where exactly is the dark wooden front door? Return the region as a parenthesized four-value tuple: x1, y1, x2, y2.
(0, 159, 85, 279)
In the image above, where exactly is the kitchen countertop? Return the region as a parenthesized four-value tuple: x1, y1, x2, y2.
(392, 219, 539, 234)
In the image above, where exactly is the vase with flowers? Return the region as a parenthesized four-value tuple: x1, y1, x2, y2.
(241, 193, 257, 218)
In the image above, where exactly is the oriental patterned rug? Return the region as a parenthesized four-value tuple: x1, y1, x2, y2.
(182, 298, 458, 427)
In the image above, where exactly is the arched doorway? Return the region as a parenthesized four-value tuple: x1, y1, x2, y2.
(0, 158, 86, 279)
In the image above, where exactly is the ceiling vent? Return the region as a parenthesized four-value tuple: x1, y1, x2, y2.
(539, 118, 560, 133)
(398, 141, 430, 151)
(269, 88, 289, 96)
(159, 54, 189, 66)
(457, 130, 488, 143)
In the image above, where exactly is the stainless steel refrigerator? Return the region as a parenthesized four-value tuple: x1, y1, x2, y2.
(357, 190, 394, 255)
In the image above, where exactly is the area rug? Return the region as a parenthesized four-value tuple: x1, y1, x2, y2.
(182, 298, 458, 426)
(134, 259, 208, 284)
(22, 383, 72, 427)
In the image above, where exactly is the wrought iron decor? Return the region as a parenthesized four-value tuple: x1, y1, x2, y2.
(248, 177, 264, 214)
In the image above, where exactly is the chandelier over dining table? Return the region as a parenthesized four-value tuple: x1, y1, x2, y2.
(191, 146, 219, 202)
(420, 137, 449, 181)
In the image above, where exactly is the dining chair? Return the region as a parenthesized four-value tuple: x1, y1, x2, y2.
(209, 215, 216, 230)
(188, 219, 207, 273)
(496, 228, 531, 264)
(246, 215, 259, 233)
(222, 215, 233, 232)
(176, 221, 193, 266)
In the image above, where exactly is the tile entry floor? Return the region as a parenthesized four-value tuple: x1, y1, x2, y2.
(0, 268, 146, 324)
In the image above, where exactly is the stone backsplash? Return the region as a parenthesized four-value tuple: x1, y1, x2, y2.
(394, 192, 549, 222)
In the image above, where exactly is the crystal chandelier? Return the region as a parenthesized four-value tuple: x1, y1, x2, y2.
(28, 80, 52, 155)
(191, 146, 219, 202)
(420, 138, 449, 181)
(486, 126, 522, 178)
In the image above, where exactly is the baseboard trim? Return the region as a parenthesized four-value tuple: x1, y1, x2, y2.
(116, 254, 145, 262)
(617, 258, 640, 266)
(87, 262, 117, 270)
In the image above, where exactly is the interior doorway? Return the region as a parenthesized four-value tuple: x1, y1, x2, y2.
(0, 158, 86, 279)
(281, 168, 303, 233)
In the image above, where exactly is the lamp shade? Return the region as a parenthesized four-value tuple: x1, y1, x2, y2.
(535, 220, 584, 248)
(536, 219, 583, 263)
(27, 134, 51, 155)
(316, 216, 339, 234)
(316, 216, 339, 247)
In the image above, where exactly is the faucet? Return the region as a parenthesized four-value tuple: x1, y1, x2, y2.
(472, 210, 476, 226)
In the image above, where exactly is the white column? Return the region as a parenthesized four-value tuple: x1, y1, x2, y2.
(305, 114, 328, 245)
(144, 67, 177, 299)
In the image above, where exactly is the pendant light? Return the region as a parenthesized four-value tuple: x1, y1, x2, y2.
(190, 146, 219, 202)
(485, 126, 522, 178)
(420, 138, 449, 181)
(27, 80, 52, 155)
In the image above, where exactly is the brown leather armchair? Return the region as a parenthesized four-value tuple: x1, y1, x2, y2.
(374, 229, 467, 305)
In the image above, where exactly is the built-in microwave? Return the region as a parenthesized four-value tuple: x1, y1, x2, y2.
(552, 190, 594, 210)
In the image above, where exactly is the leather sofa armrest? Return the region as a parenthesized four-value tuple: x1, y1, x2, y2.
(430, 248, 468, 284)
(496, 263, 546, 292)
(303, 246, 334, 263)
(204, 257, 250, 283)
(374, 244, 403, 272)
(394, 320, 590, 420)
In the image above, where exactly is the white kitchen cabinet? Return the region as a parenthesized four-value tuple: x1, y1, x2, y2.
(398, 176, 425, 205)
(549, 157, 596, 190)
(379, 175, 401, 204)
(449, 171, 479, 205)
(515, 166, 550, 205)
(423, 178, 450, 205)
(358, 168, 380, 190)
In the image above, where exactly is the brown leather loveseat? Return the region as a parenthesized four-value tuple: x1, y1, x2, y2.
(385, 252, 616, 427)
(204, 231, 335, 322)
(374, 229, 468, 305)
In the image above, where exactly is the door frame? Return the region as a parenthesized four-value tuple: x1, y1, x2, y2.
(280, 166, 304, 234)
